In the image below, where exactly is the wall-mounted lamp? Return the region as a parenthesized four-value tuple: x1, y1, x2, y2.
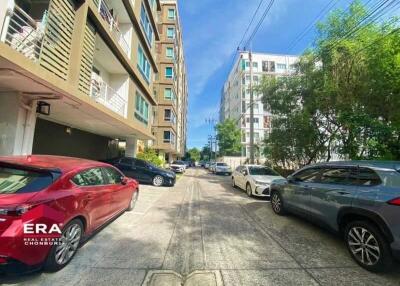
(36, 101, 51, 116)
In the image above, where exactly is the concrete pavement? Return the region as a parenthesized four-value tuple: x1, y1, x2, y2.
(2, 168, 400, 285)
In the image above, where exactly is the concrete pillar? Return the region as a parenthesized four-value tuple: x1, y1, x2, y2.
(0, 92, 37, 156)
(125, 137, 137, 158)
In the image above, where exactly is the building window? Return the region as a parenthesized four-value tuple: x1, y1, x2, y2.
(168, 8, 176, 20)
(253, 62, 258, 68)
(164, 88, 175, 100)
(150, 0, 156, 10)
(163, 131, 175, 144)
(165, 67, 174, 79)
(277, 63, 287, 70)
(140, 4, 153, 46)
(245, 61, 250, 67)
(135, 92, 149, 125)
(166, 47, 174, 59)
(137, 45, 151, 82)
(167, 27, 175, 39)
(262, 61, 276, 72)
(164, 109, 176, 124)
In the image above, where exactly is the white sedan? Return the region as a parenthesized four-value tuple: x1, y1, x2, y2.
(231, 165, 284, 197)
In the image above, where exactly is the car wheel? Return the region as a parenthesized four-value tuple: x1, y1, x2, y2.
(246, 183, 252, 197)
(127, 191, 138, 211)
(153, 175, 164, 187)
(344, 220, 393, 272)
(44, 219, 83, 272)
(271, 191, 286, 215)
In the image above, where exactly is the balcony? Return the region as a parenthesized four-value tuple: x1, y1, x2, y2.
(1, 2, 76, 81)
(92, 0, 132, 58)
(90, 74, 127, 117)
(0, 5, 44, 62)
(89, 34, 129, 118)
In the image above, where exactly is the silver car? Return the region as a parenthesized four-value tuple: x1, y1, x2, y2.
(214, 162, 232, 175)
(270, 161, 400, 272)
(232, 165, 284, 197)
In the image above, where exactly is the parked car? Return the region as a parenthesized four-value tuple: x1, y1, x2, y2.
(205, 162, 210, 169)
(107, 157, 176, 187)
(270, 161, 400, 272)
(209, 162, 217, 173)
(170, 160, 186, 173)
(214, 162, 232, 175)
(0, 155, 139, 273)
(232, 165, 284, 197)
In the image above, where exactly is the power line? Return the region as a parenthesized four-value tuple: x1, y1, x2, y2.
(237, 0, 266, 49)
(313, 0, 398, 62)
(286, 0, 342, 53)
(243, 0, 275, 49)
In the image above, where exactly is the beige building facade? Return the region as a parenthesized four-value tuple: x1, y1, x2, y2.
(152, 0, 187, 162)
(0, 0, 186, 161)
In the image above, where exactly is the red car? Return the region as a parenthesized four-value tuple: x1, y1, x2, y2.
(0, 155, 139, 273)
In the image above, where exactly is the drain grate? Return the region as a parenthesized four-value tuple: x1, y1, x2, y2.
(142, 270, 224, 286)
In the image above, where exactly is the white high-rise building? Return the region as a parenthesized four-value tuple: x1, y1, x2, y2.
(220, 52, 299, 159)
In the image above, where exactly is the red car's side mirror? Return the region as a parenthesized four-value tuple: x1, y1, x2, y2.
(121, 177, 128, 185)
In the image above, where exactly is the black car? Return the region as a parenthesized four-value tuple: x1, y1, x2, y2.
(107, 157, 176, 187)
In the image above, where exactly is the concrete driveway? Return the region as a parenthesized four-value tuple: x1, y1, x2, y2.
(1, 169, 399, 285)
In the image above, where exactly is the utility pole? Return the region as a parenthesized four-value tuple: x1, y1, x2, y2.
(208, 135, 213, 161)
(206, 118, 218, 162)
(249, 49, 255, 164)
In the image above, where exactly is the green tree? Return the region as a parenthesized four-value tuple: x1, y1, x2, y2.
(136, 147, 164, 167)
(187, 148, 201, 162)
(216, 119, 242, 156)
(200, 145, 213, 160)
(259, 0, 400, 168)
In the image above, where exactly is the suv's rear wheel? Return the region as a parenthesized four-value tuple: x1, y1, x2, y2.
(271, 191, 286, 215)
(344, 220, 393, 272)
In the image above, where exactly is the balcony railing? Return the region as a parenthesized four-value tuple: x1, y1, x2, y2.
(90, 75, 127, 118)
(93, 0, 131, 57)
(1, 5, 46, 62)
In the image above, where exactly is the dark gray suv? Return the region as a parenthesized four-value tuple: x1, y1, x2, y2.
(270, 161, 400, 272)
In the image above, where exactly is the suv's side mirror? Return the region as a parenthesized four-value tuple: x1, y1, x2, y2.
(287, 175, 296, 183)
(242, 170, 248, 176)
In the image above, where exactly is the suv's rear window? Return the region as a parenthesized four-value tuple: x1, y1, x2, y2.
(217, 163, 228, 166)
(0, 167, 53, 194)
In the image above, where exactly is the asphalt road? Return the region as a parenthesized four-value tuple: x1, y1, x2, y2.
(2, 168, 400, 285)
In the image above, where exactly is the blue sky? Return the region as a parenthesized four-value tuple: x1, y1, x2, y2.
(178, 0, 368, 149)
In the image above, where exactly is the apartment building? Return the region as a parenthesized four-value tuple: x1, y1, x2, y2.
(220, 52, 299, 159)
(0, 0, 185, 161)
(152, 0, 187, 162)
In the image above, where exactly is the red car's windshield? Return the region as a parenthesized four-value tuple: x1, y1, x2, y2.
(0, 167, 54, 194)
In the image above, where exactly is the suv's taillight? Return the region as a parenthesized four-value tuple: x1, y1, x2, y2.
(388, 198, 400, 206)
